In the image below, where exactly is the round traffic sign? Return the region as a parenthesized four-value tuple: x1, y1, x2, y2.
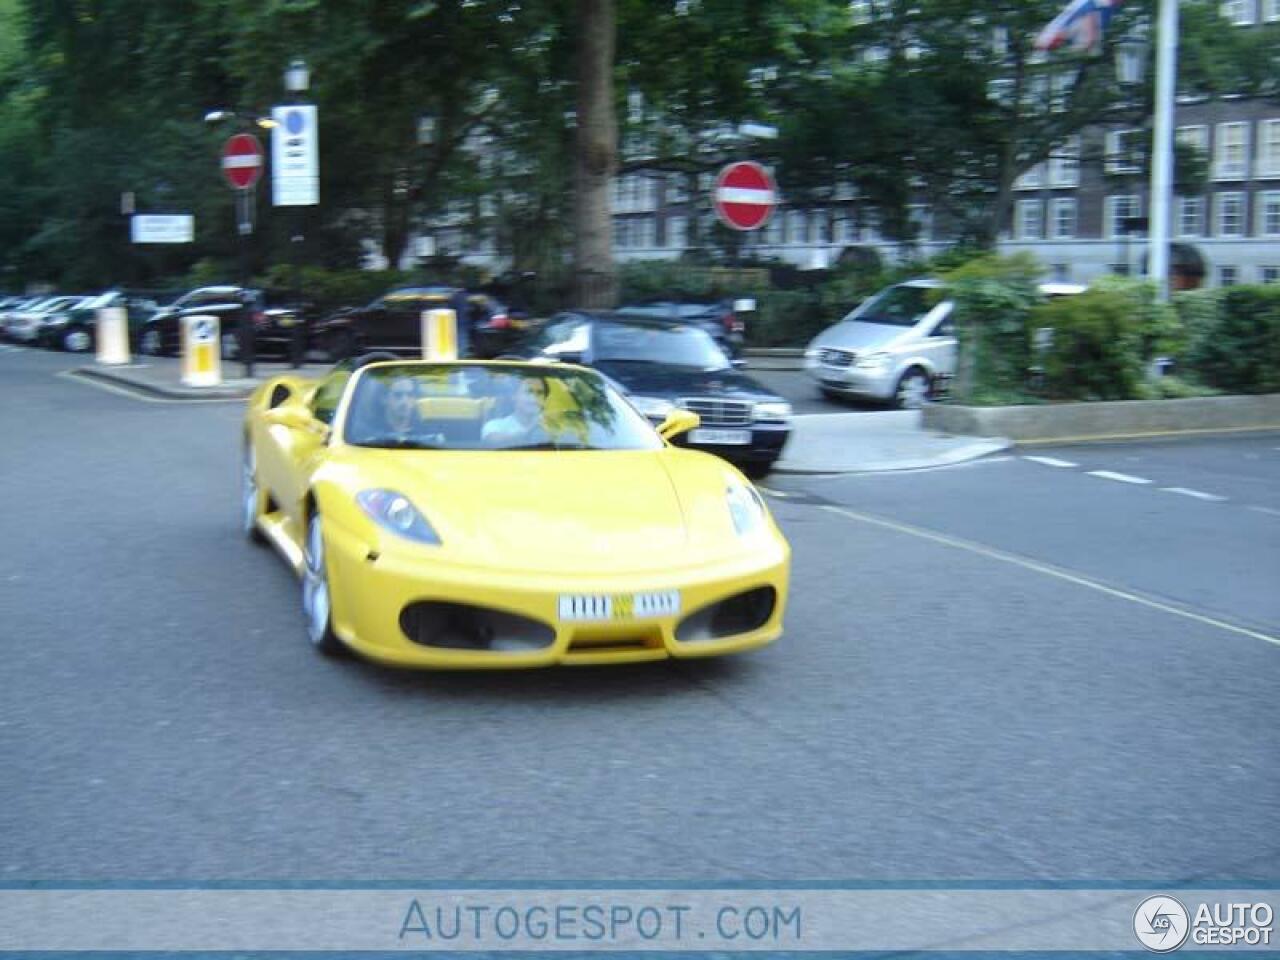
(714, 161, 778, 231)
(222, 133, 264, 190)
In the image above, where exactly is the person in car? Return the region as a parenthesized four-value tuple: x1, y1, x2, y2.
(482, 376, 550, 446)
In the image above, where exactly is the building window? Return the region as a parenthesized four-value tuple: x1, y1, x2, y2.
(1050, 73, 1073, 113)
(1257, 119, 1280, 177)
(1219, 265, 1239, 286)
(1015, 162, 1045, 190)
(908, 205, 931, 242)
(1216, 192, 1245, 237)
(665, 215, 687, 249)
(787, 209, 808, 244)
(1266, 0, 1280, 20)
(833, 216, 853, 244)
(1221, 0, 1254, 23)
(764, 214, 783, 245)
(860, 211, 881, 244)
(1214, 122, 1250, 179)
(1105, 195, 1141, 239)
(1016, 199, 1043, 240)
(1177, 124, 1209, 157)
(613, 219, 631, 249)
(1262, 266, 1280, 283)
(812, 210, 831, 245)
(1177, 196, 1205, 237)
(1258, 191, 1280, 236)
(1049, 137, 1080, 187)
(1051, 198, 1077, 239)
(633, 217, 655, 248)
(1106, 129, 1142, 174)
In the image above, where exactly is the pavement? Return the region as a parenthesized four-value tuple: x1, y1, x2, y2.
(3, 343, 1278, 886)
(74, 353, 999, 475)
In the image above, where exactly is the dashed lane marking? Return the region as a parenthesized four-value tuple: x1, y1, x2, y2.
(1022, 455, 1078, 468)
(1087, 470, 1152, 485)
(820, 503, 1280, 649)
(1161, 486, 1228, 502)
(1248, 505, 1280, 518)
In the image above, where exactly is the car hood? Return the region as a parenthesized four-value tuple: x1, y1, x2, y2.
(808, 320, 914, 352)
(592, 361, 780, 403)
(333, 448, 707, 574)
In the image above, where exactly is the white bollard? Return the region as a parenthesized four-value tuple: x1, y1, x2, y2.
(421, 308, 458, 360)
(180, 314, 222, 386)
(95, 307, 131, 365)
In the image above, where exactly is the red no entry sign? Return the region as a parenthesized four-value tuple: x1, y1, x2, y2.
(714, 161, 777, 231)
(222, 133, 264, 190)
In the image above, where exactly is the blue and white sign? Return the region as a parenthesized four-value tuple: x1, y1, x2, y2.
(130, 214, 194, 244)
(270, 104, 319, 206)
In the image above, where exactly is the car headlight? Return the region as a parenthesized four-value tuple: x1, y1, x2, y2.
(356, 489, 442, 545)
(854, 351, 891, 369)
(752, 400, 792, 421)
(726, 478, 767, 537)
(629, 395, 675, 420)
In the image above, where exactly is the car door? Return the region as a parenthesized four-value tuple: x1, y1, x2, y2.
(255, 402, 331, 535)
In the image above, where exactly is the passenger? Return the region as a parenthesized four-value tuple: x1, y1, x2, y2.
(482, 376, 550, 446)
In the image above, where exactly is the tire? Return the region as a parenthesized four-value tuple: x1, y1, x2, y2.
(61, 326, 93, 353)
(325, 329, 356, 364)
(241, 445, 268, 544)
(895, 368, 931, 410)
(139, 326, 164, 357)
(221, 332, 241, 361)
(302, 511, 346, 657)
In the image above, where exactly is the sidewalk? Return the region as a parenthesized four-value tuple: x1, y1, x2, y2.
(73, 358, 1010, 474)
(773, 410, 1010, 474)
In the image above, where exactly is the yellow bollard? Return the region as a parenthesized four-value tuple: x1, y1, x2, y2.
(94, 307, 130, 366)
(421, 308, 458, 361)
(180, 314, 222, 387)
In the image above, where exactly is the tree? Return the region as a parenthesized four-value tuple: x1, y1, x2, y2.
(572, 0, 617, 306)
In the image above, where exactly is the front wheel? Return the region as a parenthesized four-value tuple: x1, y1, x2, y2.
(895, 369, 931, 410)
(302, 512, 346, 657)
(241, 445, 267, 544)
(62, 326, 92, 353)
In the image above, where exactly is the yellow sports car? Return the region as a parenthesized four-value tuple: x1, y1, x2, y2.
(242, 358, 790, 668)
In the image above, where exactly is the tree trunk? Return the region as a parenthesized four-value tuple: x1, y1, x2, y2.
(573, 0, 618, 307)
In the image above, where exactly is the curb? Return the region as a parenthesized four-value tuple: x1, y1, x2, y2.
(74, 366, 257, 401)
(924, 394, 1280, 444)
(772, 438, 1012, 475)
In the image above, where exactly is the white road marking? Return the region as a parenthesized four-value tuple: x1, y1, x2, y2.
(1248, 505, 1280, 518)
(1161, 486, 1227, 502)
(820, 503, 1280, 649)
(1023, 455, 1078, 468)
(1087, 470, 1152, 485)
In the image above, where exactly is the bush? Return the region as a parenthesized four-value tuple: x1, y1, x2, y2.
(1185, 285, 1280, 394)
(942, 255, 1043, 401)
(1037, 288, 1146, 400)
(1171, 288, 1223, 368)
(1088, 275, 1182, 361)
(254, 265, 416, 313)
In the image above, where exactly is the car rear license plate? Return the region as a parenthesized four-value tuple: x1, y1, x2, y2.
(559, 591, 681, 622)
(689, 428, 751, 446)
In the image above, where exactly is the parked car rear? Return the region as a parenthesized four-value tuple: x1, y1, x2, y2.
(615, 298, 754, 359)
(138, 286, 313, 359)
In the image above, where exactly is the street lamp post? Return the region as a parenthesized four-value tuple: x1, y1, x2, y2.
(283, 58, 310, 368)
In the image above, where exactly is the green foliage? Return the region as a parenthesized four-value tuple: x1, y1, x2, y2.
(1186, 285, 1280, 394)
(941, 254, 1042, 400)
(1037, 288, 1146, 401)
(1172, 288, 1224, 366)
(1088, 274, 1182, 360)
(1135, 375, 1220, 400)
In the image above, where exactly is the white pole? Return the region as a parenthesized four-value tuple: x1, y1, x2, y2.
(1148, 0, 1179, 301)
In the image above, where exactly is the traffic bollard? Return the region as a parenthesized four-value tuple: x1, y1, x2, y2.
(95, 307, 130, 366)
(422, 308, 458, 361)
(181, 314, 222, 387)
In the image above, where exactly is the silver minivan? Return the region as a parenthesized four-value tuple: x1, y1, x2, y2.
(804, 279, 1084, 408)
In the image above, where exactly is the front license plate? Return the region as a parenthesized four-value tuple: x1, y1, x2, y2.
(689, 428, 752, 446)
(559, 591, 681, 623)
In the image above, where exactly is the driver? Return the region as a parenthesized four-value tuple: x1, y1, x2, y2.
(482, 376, 550, 446)
(383, 375, 425, 440)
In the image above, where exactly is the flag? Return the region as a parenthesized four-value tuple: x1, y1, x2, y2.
(1034, 0, 1121, 54)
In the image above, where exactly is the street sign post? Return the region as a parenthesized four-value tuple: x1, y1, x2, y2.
(221, 134, 264, 190)
(714, 161, 778, 231)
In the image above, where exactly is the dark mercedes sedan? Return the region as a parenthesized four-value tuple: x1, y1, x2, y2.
(508, 311, 791, 474)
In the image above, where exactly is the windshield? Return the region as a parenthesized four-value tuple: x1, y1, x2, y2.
(343, 363, 663, 452)
(844, 285, 938, 327)
(595, 321, 730, 370)
(80, 291, 119, 311)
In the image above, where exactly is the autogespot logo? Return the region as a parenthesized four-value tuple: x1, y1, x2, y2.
(1134, 895, 1191, 952)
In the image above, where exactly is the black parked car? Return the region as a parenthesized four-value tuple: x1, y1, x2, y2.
(312, 286, 521, 361)
(615, 297, 754, 359)
(508, 311, 791, 474)
(137, 286, 314, 359)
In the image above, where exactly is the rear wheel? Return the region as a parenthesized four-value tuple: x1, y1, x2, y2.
(139, 326, 163, 356)
(302, 512, 345, 657)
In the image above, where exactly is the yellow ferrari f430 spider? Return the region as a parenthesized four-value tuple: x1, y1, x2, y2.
(242, 358, 790, 668)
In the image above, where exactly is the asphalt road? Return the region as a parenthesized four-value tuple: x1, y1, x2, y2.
(2, 344, 1277, 886)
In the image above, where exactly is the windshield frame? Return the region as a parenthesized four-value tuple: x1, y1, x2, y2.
(335, 361, 664, 453)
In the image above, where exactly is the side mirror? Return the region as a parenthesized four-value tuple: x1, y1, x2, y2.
(656, 409, 700, 441)
(265, 401, 320, 433)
